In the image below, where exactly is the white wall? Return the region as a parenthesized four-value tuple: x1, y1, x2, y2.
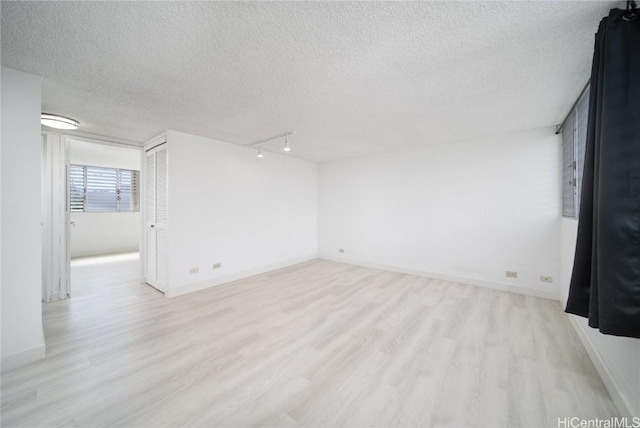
(70, 213, 140, 258)
(69, 139, 140, 170)
(318, 127, 561, 298)
(560, 218, 640, 417)
(165, 131, 317, 295)
(1, 67, 45, 369)
(69, 139, 141, 258)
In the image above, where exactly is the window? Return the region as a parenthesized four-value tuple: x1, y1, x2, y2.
(562, 87, 589, 218)
(70, 164, 140, 212)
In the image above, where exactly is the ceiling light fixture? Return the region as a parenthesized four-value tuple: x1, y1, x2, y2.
(245, 130, 294, 156)
(41, 113, 79, 130)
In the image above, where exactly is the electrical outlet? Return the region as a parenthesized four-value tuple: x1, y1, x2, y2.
(212, 263, 222, 270)
(540, 276, 553, 283)
(189, 267, 199, 274)
(505, 271, 518, 278)
(339, 248, 345, 253)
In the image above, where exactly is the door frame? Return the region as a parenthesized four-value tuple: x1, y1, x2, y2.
(42, 132, 144, 301)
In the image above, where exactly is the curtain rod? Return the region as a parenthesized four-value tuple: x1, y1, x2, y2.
(624, 0, 638, 20)
(555, 80, 590, 134)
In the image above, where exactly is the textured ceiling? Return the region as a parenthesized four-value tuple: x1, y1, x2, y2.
(1, 1, 616, 161)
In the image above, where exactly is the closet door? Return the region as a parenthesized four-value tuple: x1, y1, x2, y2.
(154, 147, 168, 286)
(145, 143, 168, 292)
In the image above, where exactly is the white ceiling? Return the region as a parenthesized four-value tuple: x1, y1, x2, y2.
(1, 1, 616, 161)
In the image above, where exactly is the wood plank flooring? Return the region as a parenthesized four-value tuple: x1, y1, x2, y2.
(1, 256, 619, 427)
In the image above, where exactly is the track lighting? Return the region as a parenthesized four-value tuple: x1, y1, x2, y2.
(41, 113, 79, 130)
(245, 131, 294, 156)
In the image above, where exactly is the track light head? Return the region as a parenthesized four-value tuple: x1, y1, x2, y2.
(257, 147, 264, 158)
(283, 136, 291, 152)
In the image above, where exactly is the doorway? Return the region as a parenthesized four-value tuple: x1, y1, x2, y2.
(40, 133, 145, 302)
(67, 138, 142, 292)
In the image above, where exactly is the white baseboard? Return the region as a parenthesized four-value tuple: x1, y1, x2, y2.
(318, 254, 560, 301)
(1, 343, 46, 372)
(566, 315, 636, 418)
(166, 254, 318, 298)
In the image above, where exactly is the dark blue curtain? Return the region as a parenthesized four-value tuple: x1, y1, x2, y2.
(565, 7, 640, 339)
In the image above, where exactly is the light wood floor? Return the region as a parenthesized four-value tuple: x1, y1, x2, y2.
(1, 256, 619, 427)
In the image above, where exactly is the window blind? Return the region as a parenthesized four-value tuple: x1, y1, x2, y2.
(562, 87, 590, 218)
(118, 169, 140, 212)
(69, 164, 140, 212)
(69, 164, 86, 212)
(562, 109, 577, 217)
(575, 90, 589, 212)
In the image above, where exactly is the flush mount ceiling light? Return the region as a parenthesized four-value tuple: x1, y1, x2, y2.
(245, 130, 294, 156)
(41, 113, 79, 130)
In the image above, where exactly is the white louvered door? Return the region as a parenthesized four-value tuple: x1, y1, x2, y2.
(145, 143, 168, 292)
(154, 148, 168, 286)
